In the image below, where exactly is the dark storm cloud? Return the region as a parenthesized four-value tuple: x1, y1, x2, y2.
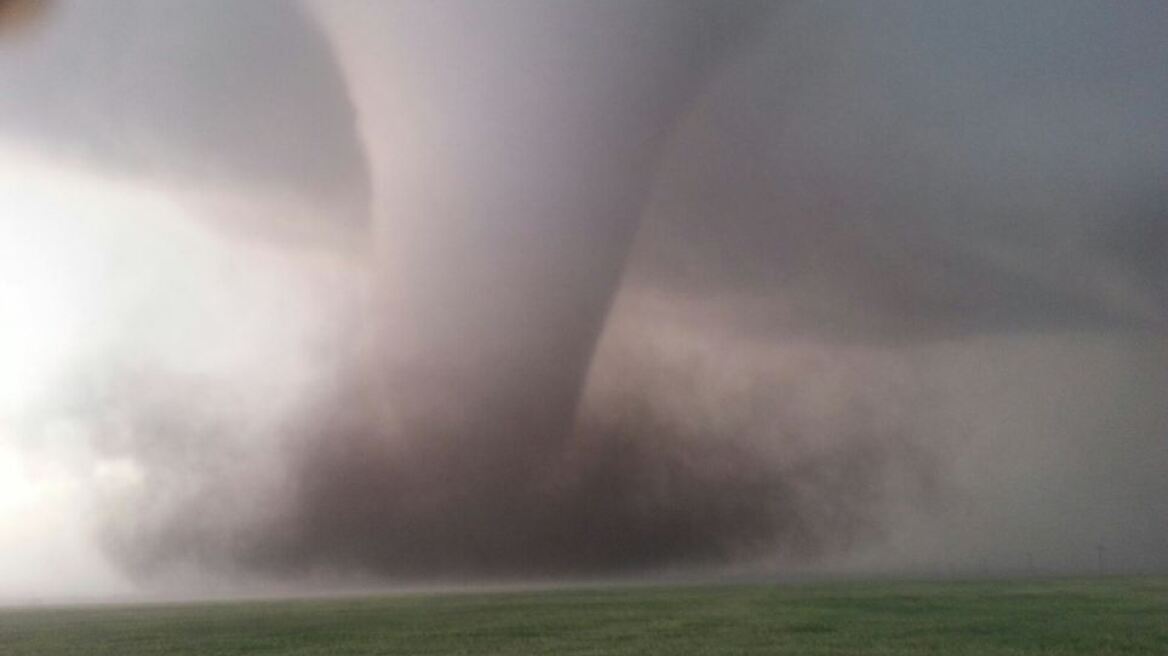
(628, 0, 1168, 341)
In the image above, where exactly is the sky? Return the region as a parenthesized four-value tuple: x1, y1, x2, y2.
(0, 0, 1165, 602)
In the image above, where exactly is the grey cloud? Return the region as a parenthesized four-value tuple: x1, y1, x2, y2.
(628, 0, 1168, 341)
(0, 0, 369, 236)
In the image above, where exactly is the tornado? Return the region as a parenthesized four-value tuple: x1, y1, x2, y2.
(0, 0, 1164, 591)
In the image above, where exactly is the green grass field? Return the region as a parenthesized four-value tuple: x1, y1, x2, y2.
(1, 577, 1165, 655)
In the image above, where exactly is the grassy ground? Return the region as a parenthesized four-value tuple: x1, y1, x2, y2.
(1, 577, 1165, 655)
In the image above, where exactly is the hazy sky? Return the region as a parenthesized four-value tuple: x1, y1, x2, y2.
(0, 0, 1165, 601)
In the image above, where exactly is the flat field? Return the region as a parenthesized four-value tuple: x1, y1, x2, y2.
(1, 577, 1165, 655)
